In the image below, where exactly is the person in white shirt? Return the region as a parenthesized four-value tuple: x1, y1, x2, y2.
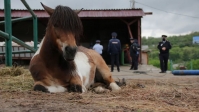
(93, 40, 103, 55)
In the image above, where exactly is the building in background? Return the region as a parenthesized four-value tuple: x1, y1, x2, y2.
(0, 8, 152, 65)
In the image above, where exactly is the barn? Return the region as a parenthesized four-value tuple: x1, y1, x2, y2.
(0, 8, 152, 65)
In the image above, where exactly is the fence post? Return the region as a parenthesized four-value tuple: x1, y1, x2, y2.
(33, 17, 38, 50)
(170, 60, 173, 71)
(21, 0, 38, 50)
(4, 0, 12, 66)
(190, 60, 193, 70)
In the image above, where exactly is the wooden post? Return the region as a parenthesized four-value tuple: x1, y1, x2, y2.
(120, 19, 137, 38)
(137, 18, 141, 64)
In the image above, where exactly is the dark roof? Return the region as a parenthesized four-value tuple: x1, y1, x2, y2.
(0, 8, 150, 18)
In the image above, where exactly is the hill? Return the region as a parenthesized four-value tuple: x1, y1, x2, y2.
(142, 31, 199, 70)
(142, 31, 199, 47)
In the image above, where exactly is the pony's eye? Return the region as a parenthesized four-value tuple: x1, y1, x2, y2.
(53, 24, 59, 28)
(54, 28, 60, 38)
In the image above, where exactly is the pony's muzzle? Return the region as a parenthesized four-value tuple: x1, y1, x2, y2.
(64, 46, 77, 61)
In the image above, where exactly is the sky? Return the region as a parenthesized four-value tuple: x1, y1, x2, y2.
(0, 0, 199, 38)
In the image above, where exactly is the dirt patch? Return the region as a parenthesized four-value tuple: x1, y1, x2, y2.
(0, 67, 199, 112)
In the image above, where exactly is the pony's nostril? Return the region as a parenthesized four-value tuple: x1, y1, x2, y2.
(64, 46, 77, 55)
(65, 46, 69, 52)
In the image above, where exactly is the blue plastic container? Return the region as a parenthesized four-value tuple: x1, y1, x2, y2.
(172, 70, 199, 75)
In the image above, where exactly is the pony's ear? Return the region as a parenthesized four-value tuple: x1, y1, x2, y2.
(74, 8, 83, 14)
(40, 2, 54, 16)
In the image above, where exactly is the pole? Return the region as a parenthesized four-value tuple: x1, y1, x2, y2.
(190, 60, 193, 70)
(21, 0, 37, 18)
(21, 0, 38, 50)
(4, 0, 12, 66)
(0, 30, 9, 40)
(170, 60, 173, 71)
(0, 16, 32, 25)
(0, 50, 33, 54)
(0, 30, 36, 52)
(33, 17, 38, 50)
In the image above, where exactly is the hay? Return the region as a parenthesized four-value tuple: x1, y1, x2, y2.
(0, 66, 27, 76)
(0, 66, 33, 91)
(0, 67, 199, 111)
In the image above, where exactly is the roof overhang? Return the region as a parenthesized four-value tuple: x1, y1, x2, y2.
(0, 9, 152, 18)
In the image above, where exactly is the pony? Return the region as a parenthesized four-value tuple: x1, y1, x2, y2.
(29, 3, 121, 93)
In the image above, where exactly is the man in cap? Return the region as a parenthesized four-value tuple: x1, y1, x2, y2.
(108, 32, 121, 72)
(129, 38, 140, 70)
(157, 35, 172, 73)
(93, 40, 103, 55)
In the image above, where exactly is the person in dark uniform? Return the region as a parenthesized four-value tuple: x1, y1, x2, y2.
(157, 35, 172, 73)
(129, 38, 140, 70)
(108, 32, 121, 72)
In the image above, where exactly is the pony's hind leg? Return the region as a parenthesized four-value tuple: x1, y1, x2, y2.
(94, 58, 121, 91)
(95, 68, 121, 91)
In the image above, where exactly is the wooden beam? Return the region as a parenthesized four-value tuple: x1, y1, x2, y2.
(127, 25, 133, 38)
(137, 18, 141, 64)
(120, 19, 138, 38)
(128, 19, 137, 26)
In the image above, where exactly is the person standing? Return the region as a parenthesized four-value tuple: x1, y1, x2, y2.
(93, 40, 103, 55)
(108, 32, 121, 72)
(129, 38, 140, 70)
(157, 35, 172, 73)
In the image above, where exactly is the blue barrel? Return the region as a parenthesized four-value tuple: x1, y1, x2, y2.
(172, 70, 199, 75)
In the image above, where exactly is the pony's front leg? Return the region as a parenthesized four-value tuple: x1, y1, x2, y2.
(68, 75, 83, 93)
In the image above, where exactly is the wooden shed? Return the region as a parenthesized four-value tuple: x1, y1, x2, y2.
(0, 8, 152, 64)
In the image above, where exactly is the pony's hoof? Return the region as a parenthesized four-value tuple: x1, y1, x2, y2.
(68, 84, 82, 93)
(110, 82, 121, 91)
(34, 84, 49, 93)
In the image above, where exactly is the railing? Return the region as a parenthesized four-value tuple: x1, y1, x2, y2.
(0, 0, 38, 66)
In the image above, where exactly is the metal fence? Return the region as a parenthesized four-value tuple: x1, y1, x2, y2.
(0, 0, 38, 66)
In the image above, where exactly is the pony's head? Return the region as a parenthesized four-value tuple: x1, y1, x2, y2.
(41, 3, 83, 61)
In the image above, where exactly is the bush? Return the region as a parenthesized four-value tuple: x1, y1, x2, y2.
(185, 59, 199, 70)
(149, 59, 160, 68)
(149, 59, 172, 71)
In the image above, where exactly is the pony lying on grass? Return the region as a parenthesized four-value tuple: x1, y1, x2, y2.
(29, 3, 121, 93)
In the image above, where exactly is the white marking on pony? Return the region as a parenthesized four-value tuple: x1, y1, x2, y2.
(46, 85, 67, 93)
(74, 52, 92, 89)
(110, 82, 121, 91)
(56, 39, 63, 47)
(82, 85, 87, 93)
(62, 43, 68, 59)
(31, 38, 44, 60)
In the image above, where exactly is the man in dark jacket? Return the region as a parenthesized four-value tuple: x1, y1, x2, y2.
(108, 32, 121, 72)
(157, 35, 172, 73)
(130, 38, 140, 70)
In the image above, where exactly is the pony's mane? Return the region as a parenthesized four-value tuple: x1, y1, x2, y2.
(48, 5, 83, 40)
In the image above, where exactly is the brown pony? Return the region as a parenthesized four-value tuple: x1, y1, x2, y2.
(29, 3, 121, 93)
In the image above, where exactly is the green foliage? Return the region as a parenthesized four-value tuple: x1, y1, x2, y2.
(149, 59, 171, 70)
(148, 50, 159, 60)
(185, 59, 199, 70)
(143, 31, 199, 70)
(149, 59, 160, 68)
(142, 31, 199, 47)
